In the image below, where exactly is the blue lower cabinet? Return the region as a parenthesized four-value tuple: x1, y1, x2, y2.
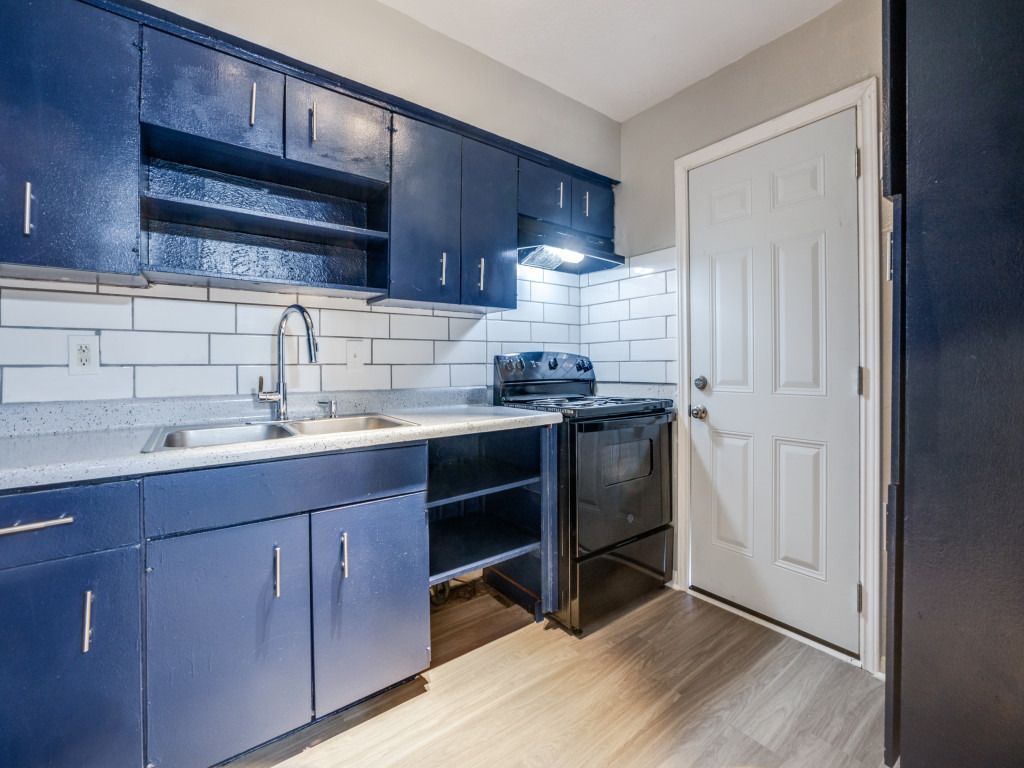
(145, 516, 312, 768)
(311, 493, 430, 716)
(0, 546, 143, 768)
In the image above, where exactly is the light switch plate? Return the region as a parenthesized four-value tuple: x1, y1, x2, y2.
(346, 339, 370, 367)
(68, 334, 99, 376)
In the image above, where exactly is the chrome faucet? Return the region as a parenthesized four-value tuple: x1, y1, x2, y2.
(258, 304, 318, 421)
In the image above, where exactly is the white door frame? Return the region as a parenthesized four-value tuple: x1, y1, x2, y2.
(673, 78, 883, 676)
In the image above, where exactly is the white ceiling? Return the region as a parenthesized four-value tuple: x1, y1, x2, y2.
(375, 0, 844, 122)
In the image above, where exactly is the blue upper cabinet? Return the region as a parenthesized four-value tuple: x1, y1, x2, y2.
(389, 115, 462, 304)
(285, 77, 391, 182)
(311, 493, 430, 716)
(146, 516, 312, 768)
(0, 547, 143, 768)
(571, 178, 614, 238)
(461, 139, 518, 309)
(518, 159, 573, 227)
(0, 0, 140, 281)
(141, 27, 284, 156)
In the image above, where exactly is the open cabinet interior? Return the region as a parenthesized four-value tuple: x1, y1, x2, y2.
(427, 427, 554, 622)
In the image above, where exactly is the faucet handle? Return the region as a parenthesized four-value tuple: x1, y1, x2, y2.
(317, 399, 337, 418)
(257, 375, 281, 403)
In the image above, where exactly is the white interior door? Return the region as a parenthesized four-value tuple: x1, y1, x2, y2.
(688, 108, 860, 653)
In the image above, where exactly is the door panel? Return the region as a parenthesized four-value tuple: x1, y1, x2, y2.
(389, 116, 461, 303)
(146, 517, 311, 768)
(284, 77, 391, 181)
(0, 547, 142, 768)
(571, 178, 614, 238)
(0, 0, 139, 277)
(518, 159, 571, 227)
(461, 139, 518, 309)
(311, 493, 429, 716)
(689, 109, 860, 653)
(142, 28, 284, 156)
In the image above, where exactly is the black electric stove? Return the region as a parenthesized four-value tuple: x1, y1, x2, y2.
(494, 351, 675, 634)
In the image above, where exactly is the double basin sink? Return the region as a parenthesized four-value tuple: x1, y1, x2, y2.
(144, 414, 415, 452)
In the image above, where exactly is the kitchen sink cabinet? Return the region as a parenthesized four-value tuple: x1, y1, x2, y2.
(0, 0, 141, 282)
(388, 115, 463, 304)
(0, 547, 143, 768)
(142, 28, 285, 157)
(311, 492, 430, 716)
(145, 515, 312, 768)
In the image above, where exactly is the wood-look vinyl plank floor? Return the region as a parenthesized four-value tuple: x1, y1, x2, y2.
(233, 586, 884, 768)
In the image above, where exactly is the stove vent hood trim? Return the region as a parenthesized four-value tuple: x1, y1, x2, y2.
(517, 216, 624, 274)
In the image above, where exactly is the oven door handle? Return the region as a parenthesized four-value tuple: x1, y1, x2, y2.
(574, 411, 674, 433)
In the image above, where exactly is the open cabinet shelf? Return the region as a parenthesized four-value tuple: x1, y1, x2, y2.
(428, 513, 541, 586)
(426, 460, 541, 508)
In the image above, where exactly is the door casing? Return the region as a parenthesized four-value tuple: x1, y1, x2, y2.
(672, 78, 883, 676)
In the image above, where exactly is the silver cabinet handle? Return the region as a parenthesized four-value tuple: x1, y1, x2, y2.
(249, 82, 257, 126)
(23, 182, 32, 236)
(440, 252, 447, 286)
(584, 190, 590, 217)
(340, 532, 349, 579)
(311, 98, 318, 142)
(558, 181, 564, 209)
(479, 258, 486, 291)
(82, 590, 93, 654)
(273, 546, 281, 598)
(0, 515, 73, 537)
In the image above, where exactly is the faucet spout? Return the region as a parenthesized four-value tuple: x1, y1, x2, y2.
(258, 303, 318, 421)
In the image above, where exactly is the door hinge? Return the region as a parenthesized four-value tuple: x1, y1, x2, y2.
(857, 582, 864, 614)
(857, 366, 865, 396)
(855, 147, 862, 178)
(886, 231, 894, 282)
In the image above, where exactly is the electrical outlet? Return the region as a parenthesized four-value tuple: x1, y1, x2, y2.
(346, 339, 370, 367)
(68, 335, 99, 376)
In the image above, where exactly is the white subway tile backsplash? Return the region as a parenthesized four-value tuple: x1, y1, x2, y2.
(321, 364, 391, 391)
(435, 340, 486, 364)
(589, 341, 630, 361)
(450, 364, 487, 387)
(591, 361, 619, 382)
(101, 331, 208, 365)
(619, 273, 666, 300)
(567, 287, 581, 306)
(580, 322, 619, 344)
(135, 365, 237, 398)
(2, 366, 133, 403)
(543, 303, 579, 325)
(449, 317, 487, 341)
(628, 292, 677, 319)
(0, 328, 72, 365)
(516, 264, 545, 283)
(531, 323, 569, 343)
(542, 270, 580, 287)
(236, 364, 321, 396)
(295, 294, 369, 311)
(630, 247, 677, 275)
(580, 282, 618, 305)
(588, 299, 629, 323)
(3, 290, 132, 329)
(516, 280, 532, 301)
(210, 334, 286, 365)
(620, 317, 665, 341)
(500, 301, 544, 323)
(372, 339, 433, 364)
(629, 338, 676, 361)
(587, 265, 629, 285)
(236, 304, 318, 336)
(319, 309, 389, 339)
(392, 364, 449, 389)
(487, 320, 532, 342)
(135, 298, 233, 333)
(530, 282, 569, 305)
(620, 361, 668, 383)
(390, 314, 449, 340)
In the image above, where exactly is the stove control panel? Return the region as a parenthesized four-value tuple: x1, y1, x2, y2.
(494, 351, 595, 383)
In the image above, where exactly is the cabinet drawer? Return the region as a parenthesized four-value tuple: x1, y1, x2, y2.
(143, 445, 427, 537)
(0, 481, 141, 571)
(141, 28, 284, 156)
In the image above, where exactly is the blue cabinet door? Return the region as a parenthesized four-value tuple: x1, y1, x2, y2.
(518, 158, 572, 227)
(0, 0, 140, 278)
(146, 516, 311, 768)
(571, 178, 614, 238)
(0, 547, 142, 768)
(311, 493, 430, 716)
(389, 116, 462, 303)
(461, 139, 518, 309)
(285, 77, 391, 181)
(142, 28, 284, 156)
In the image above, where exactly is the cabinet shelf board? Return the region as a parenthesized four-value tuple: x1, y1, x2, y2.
(426, 460, 540, 508)
(428, 514, 540, 586)
(142, 193, 389, 250)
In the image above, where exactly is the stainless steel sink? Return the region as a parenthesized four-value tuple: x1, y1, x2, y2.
(285, 414, 414, 435)
(145, 422, 297, 452)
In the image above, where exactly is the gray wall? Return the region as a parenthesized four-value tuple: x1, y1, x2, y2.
(616, 0, 881, 256)
(143, 0, 621, 179)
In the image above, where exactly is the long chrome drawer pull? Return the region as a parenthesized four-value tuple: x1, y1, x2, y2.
(479, 257, 485, 291)
(249, 82, 257, 126)
(558, 181, 564, 209)
(0, 516, 74, 537)
(312, 99, 318, 142)
(274, 546, 281, 598)
(341, 532, 349, 579)
(440, 252, 447, 286)
(23, 182, 32, 236)
(82, 590, 93, 654)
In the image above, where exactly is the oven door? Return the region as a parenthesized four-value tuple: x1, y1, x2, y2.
(572, 412, 672, 556)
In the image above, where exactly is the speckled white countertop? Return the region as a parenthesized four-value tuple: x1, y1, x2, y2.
(0, 406, 561, 492)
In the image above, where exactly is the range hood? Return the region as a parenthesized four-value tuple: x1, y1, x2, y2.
(517, 216, 624, 274)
